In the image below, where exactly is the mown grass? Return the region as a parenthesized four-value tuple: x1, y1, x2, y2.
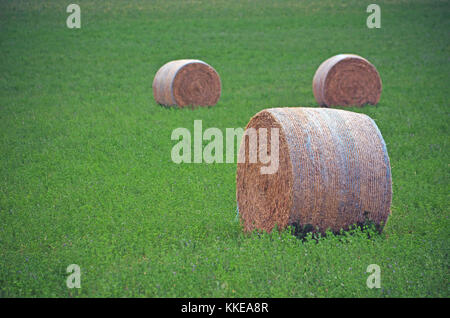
(0, 0, 448, 297)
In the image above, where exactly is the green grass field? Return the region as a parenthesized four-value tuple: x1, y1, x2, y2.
(0, 0, 448, 297)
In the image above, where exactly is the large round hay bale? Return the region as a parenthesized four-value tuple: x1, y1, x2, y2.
(236, 107, 392, 234)
(152, 59, 221, 107)
(313, 54, 382, 107)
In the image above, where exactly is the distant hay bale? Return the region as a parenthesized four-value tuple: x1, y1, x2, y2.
(313, 54, 382, 107)
(236, 107, 392, 234)
(152, 59, 221, 107)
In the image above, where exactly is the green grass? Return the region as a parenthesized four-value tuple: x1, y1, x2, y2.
(0, 0, 448, 297)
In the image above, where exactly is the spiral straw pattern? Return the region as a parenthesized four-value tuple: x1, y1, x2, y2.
(152, 59, 221, 107)
(313, 54, 382, 107)
(236, 107, 392, 233)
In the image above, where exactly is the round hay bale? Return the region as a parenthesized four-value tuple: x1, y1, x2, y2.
(313, 54, 382, 107)
(236, 107, 392, 234)
(152, 59, 221, 107)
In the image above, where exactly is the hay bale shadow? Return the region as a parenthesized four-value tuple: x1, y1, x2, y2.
(289, 211, 383, 242)
(158, 103, 215, 110)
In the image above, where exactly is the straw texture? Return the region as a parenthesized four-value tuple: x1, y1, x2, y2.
(236, 107, 392, 233)
(313, 54, 382, 107)
(152, 59, 221, 107)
